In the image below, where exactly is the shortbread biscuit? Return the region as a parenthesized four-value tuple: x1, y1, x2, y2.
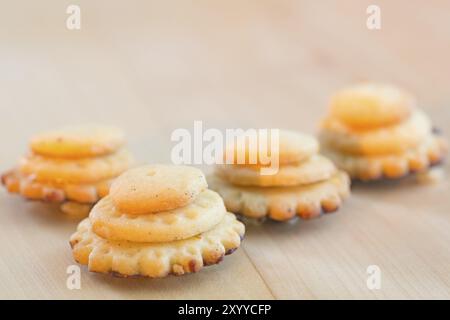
(1, 170, 113, 203)
(30, 124, 125, 158)
(90, 190, 226, 243)
(1, 170, 93, 218)
(319, 110, 431, 156)
(110, 164, 208, 215)
(224, 130, 319, 166)
(208, 171, 350, 221)
(19, 148, 132, 184)
(2, 125, 133, 218)
(216, 155, 336, 187)
(322, 135, 448, 181)
(329, 83, 414, 129)
(70, 213, 244, 278)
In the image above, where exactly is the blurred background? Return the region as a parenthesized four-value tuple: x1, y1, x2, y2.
(1, 0, 450, 300)
(1, 0, 449, 166)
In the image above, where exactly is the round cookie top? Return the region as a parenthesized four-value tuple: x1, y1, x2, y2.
(19, 148, 133, 184)
(225, 129, 319, 166)
(91, 189, 226, 243)
(30, 124, 125, 158)
(329, 83, 415, 129)
(110, 164, 208, 215)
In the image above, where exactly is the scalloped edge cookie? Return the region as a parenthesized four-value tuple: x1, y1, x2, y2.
(224, 130, 319, 166)
(70, 213, 245, 278)
(90, 190, 226, 243)
(1, 170, 112, 204)
(216, 155, 336, 187)
(19, 148, 133, 185)
(319, 110, 431, 156)
(321, 134, 448, 181)
(208, 171, 350, 221)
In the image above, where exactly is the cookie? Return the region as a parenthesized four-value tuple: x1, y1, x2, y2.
(208, 171, 350, 221)
(329, 83, 414, 129)
(110, 164, 208, 215)
(90, 190, 226, 243)
(2, 125, 133, 218)
(1, 170, 113, 203)
(322, 135, 448, 181)
(70, 164, 245, 278)
(319, 110, 432, 156)
(70, 212, 244, 278)
(1, 169, 93, 218)
(224, 130, 319, 166)
(19, 148, 132, 184)
(216, 155, 336, 187)
(319, 83, 448, 182)
(30, 124, 125, 158)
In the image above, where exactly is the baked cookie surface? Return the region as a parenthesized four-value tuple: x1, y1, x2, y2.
(1, 124, 133, 217)
(70, 213, 244, 278)
(110, 164, 208, 214)
(320, 110, 431, 156)
(329, 83, 414, 129)
(91, 190, 226, 243)
(208, 171, 350, 221)
(30, 124, 125, 158)
(319, 83, 448, 181)
(210, 130, 350, 221)
(216, 155, 336, 187)
(2, 169, 112, 203)
(224, 129, 319, 166)
(322, 135, 447, 181)
(19, 148, 132, 184)
(70, 164, 244, 278)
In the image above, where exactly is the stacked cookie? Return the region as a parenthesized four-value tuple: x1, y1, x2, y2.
(70, 165, 245, 278)
(209, 130, 350, 221)
(1, 125, 133, 217)
(319, 83, 448, 181)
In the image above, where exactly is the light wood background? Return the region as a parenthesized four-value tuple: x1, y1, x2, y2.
(0, 0, 449, 299)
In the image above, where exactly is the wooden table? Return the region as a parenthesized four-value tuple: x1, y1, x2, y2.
(0, 0, 449, 299)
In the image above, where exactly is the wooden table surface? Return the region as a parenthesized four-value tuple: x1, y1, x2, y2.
(1, 0, 449, 299)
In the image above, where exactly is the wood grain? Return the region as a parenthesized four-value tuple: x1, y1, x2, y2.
(0, 0, 449, 299)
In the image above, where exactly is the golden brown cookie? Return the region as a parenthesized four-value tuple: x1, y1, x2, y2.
(224, 129, 319, 166)
(319, 110, 432, 156)
(18, 148, 132, 185)
(70, 164, 245, 278)
(70, 212, 244, 278)
(2, 125, 133, 217)
(319, 83, 448, 182)
(329, 83, 414, 129)
(30, 124, 125, 158)
(1, 170, 113, 203)
(216, 155, 336, 187)
(90, 190, 226, 243)
(1, 169, 93, 218)
(208, 171, 350, 221)
(322, 134, 448, 181)
(110, 164, 208, 215)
